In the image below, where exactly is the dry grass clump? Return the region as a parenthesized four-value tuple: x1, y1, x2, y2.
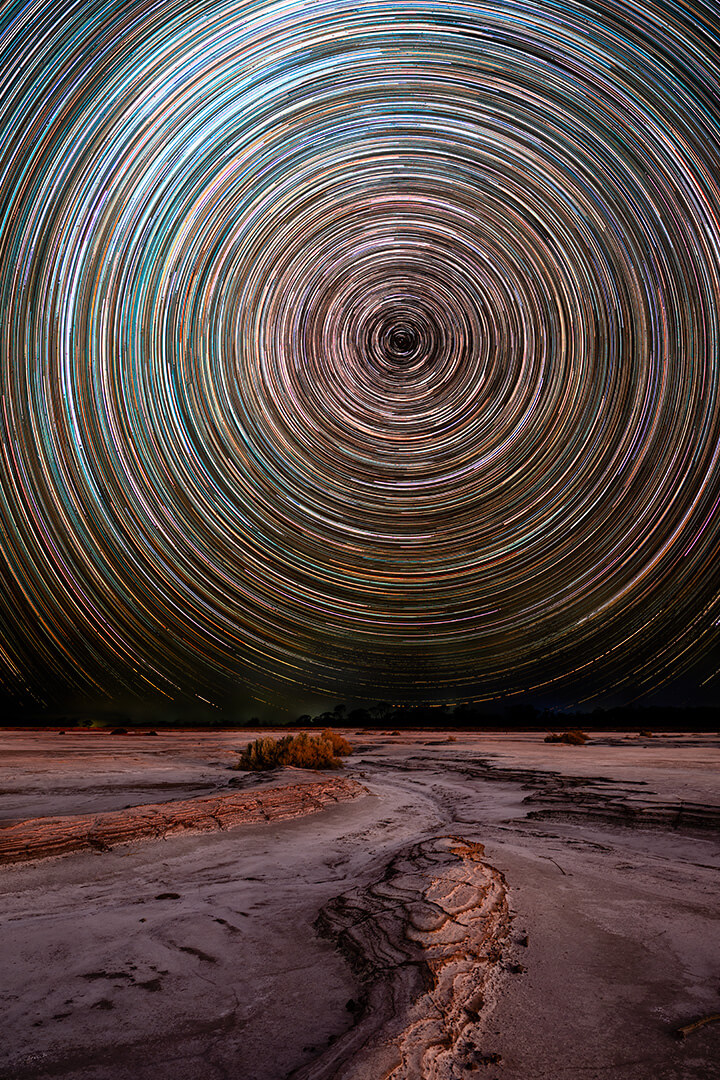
(544, 729, 589, 745)
(235, 729, 352, 771)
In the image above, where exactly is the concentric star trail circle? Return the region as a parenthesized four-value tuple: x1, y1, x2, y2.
(2, 0, 720, 705)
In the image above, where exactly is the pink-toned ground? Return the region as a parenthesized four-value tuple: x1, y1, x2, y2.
(0, 776, 365, 864)
(1, 729, 719, 1079)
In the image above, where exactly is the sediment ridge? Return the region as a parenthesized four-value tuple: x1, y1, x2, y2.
(364, 756, 720, 834)
(0, 776, 366, 865)
(291, 835, 510, 1080)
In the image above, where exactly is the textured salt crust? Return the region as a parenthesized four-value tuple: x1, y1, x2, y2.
(292, 836, 510, 1080)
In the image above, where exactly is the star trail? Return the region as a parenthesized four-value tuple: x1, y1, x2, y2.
(1, 0, 720, 708)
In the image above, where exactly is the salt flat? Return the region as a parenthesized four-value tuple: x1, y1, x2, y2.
(1, 729, 719, 1079)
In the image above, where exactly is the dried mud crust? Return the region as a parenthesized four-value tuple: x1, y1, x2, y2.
(361, 756, 720, 834)
(0, 777, 366, 864)
(291, 836, 511, 1080)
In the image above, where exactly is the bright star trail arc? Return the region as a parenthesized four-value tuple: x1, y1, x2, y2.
(1, 0, 720, 707)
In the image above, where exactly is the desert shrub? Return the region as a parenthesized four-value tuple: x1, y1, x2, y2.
(237, 735, 288, 770)
(544, 729, 589, 745)
(320, 728, 353, 755)
(234, 730, 352, 771)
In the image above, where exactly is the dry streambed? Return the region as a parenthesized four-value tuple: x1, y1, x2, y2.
(1, 759, 513, 1078)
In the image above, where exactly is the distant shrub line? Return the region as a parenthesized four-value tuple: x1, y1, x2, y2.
(234, 729, 353, 771)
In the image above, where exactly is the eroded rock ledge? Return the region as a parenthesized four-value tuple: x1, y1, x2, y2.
(0, 776, 365, 865)
(292, 836, 510, 1080)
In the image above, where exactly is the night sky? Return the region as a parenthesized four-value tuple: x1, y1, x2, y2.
(2, 0, 720, 714)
